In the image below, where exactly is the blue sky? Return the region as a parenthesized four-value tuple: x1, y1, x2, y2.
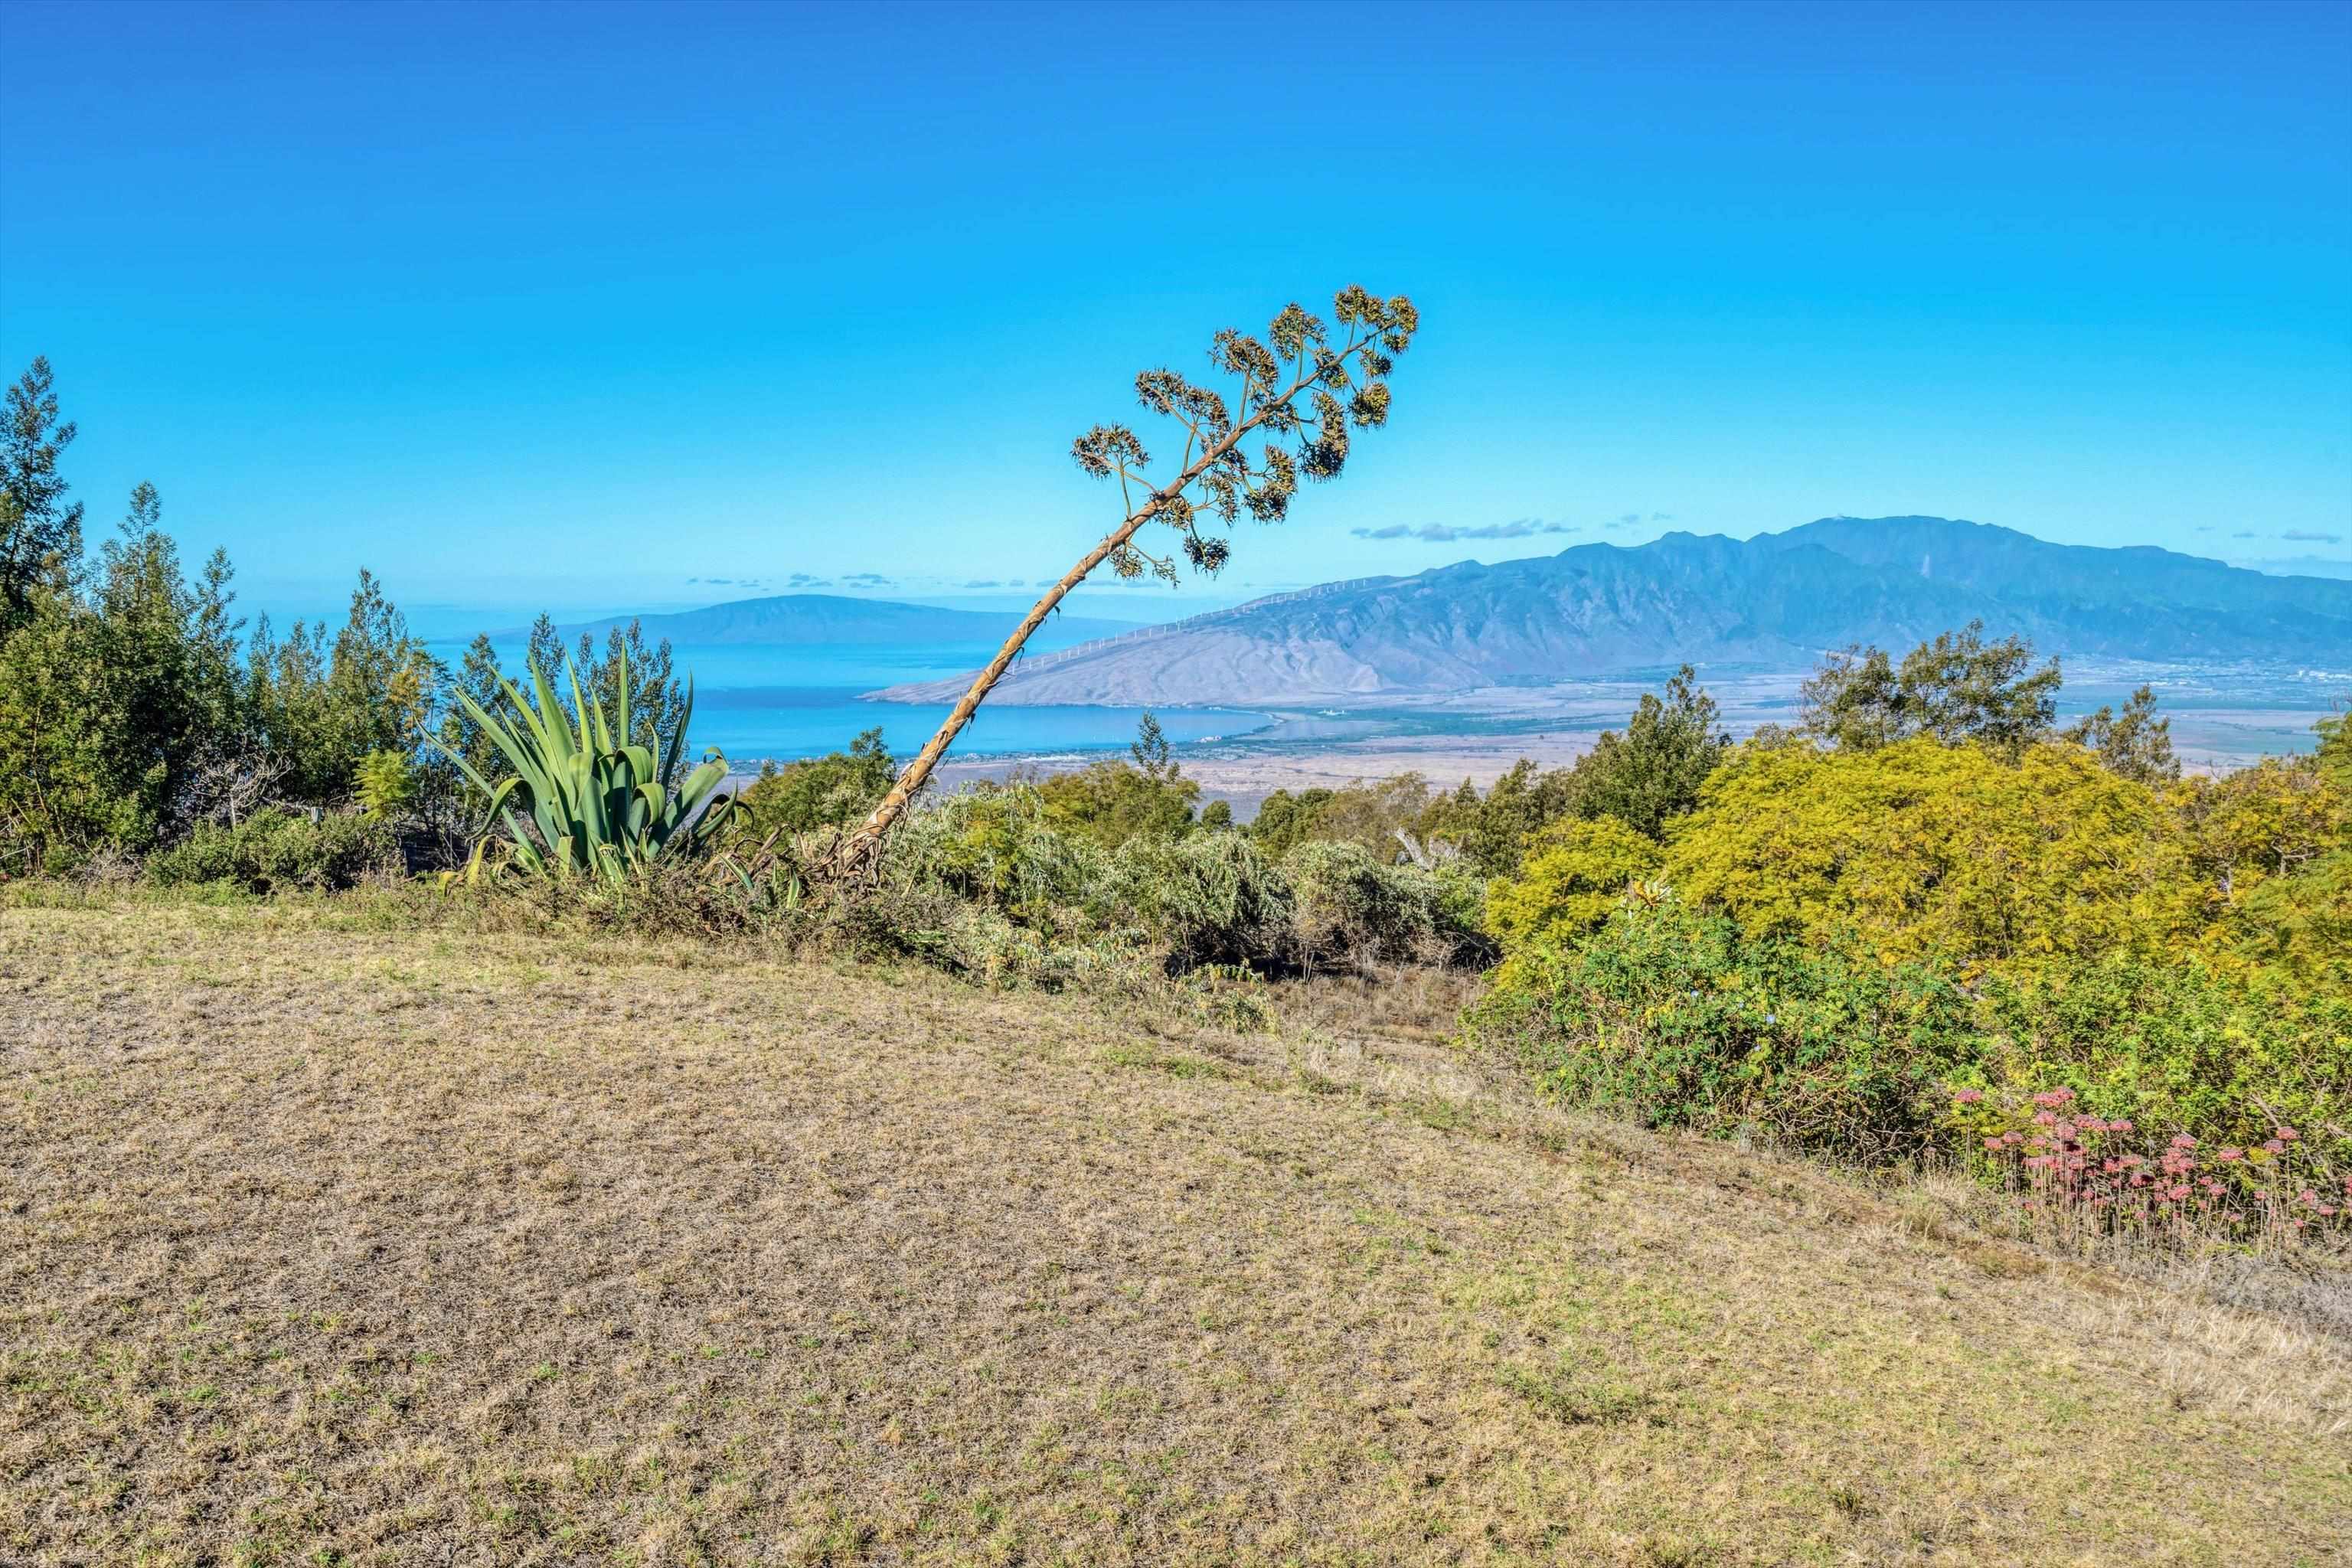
(2, 0, 2347, 635)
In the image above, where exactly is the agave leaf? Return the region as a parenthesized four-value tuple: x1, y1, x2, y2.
(674, 757, 730, 815)
(661, 678, 699, 790)
(431, 697, 513, 799)
(532, 675, 576, 769)
(585, 664, 615, 755)
(517, 665, 573, 766)
(446, 647, 730, 886)
(614, 647, 632, 756)
(563, 658, 600, 757)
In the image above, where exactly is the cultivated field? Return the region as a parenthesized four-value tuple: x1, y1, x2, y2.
(4, 899, 2347, 1566)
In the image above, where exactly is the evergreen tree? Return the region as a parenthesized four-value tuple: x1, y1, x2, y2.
(525, 612, 566, 700)
(1803, 621, 2061, 756)
(2064, 684, 2179, 786)
(1566, 665, 1730, 839)
(0, 482, 224, 866)
(92, 483, 203, 837)
(246, 571, 437, 804)
(575, 618, 690, 756)
(0, 584, 133, 868)
(510, 613, 693, 759)
(1, 358, 87, 618)
(1130, 710, 1175, 782)
(436, 633, 509, 782)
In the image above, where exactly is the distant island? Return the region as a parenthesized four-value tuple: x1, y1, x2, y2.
(524, 593, 1142, 648)
(865, 516, 2352, 707)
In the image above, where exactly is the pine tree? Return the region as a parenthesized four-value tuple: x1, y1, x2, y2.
(1130, 710, 1175, 784)
(1, 357, 87, 618)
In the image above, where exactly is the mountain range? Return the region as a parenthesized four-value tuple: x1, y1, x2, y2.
(867, 517, 2352, 708)
(532, 593, 1139, 647)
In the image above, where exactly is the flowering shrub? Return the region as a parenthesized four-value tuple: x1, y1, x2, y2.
(1952, 1086, 2347, 1250)
(1473, 897, 2350, 1214)
(1974, 953, 2351, 1171)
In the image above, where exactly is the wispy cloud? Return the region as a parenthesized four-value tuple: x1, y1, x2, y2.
(786, 572, 830, 588)
(1350, 518, 1579, 543)
(962, 579, 1001, 589)
(2281, 530, 2344, 545)
(842, 572, 894, 589)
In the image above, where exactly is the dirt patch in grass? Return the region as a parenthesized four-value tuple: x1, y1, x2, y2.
(4, 900, 2348, 1565)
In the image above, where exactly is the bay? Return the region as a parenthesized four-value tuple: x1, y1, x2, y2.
(423, 634, 1271, 765)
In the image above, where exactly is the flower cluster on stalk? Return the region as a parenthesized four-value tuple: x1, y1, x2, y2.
(1069, 286, 1419, 583)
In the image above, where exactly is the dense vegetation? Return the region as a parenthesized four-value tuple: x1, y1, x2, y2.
(0, 358, 699, 882)
(1464, 648, 2350, 1231)
(5, 355, 2345, 1244)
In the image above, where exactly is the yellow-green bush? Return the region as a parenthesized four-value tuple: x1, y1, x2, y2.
(1484, 815, 1661, 949)
(1655, 738, 2192, 971)
(1469, 894, 2350, 1172)
(1474, 728, 2352, 1178)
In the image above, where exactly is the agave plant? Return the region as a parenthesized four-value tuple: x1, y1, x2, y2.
(440, 652, 737, 883)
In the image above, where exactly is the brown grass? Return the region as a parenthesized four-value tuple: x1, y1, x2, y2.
(4, 897, 2348, 1566)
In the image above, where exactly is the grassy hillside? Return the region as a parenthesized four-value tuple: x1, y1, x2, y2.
(4, 900, 2347, 1566)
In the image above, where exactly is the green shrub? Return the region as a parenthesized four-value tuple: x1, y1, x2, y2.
(809, 879, 1135, 991)
(1282, 840, 1488, 969)
(1249, 786, 1339, 858)
(1037, 757, 1200, 848)
(1975, 957, 2351, 1171)
(851, 786, 1491, 980)
(1472, 896, 2351, 1174)
(1108, 831, 1293, 970)
(880, 784, 1110, 937)
(146, 808, 399, 893)
(737, 727, 895, 837)
(1471, 898, 1976, 1159)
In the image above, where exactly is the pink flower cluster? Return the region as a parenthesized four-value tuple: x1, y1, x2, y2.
(1958, 1086, 2345, 1250)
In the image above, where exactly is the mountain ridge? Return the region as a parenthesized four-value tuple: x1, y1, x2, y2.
(865, 517, 2352, 707)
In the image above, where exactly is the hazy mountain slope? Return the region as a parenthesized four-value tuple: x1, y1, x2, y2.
(540, 593, 1139, 646)
(869, 518, 2352, 707)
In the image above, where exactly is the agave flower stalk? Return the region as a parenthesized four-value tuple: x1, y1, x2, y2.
(828, 284, 1419, 876)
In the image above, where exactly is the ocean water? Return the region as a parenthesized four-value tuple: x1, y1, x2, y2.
(415, 637, 2341, 776)
(423, 635, 1270, 765)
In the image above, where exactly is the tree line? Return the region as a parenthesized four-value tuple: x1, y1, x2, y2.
(0, 357, 693, 877)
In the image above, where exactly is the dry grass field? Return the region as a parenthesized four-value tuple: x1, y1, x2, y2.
(4, 897, 2348, 1566)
